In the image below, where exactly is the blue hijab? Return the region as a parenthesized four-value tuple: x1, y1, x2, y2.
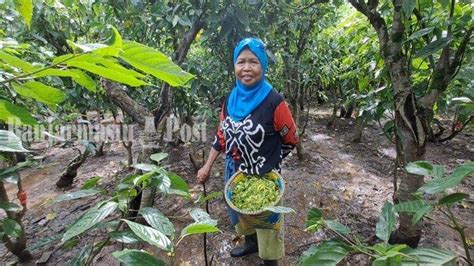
(227, 38, 273, 121)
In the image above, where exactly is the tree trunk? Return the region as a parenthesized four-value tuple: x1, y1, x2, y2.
(352, 117, 364, 143)
(349, 0, 428, 247)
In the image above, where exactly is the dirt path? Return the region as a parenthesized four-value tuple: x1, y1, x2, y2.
(1, 110, 472, 265)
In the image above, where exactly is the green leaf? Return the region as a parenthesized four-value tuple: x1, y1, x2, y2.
(415, 37, 452, 58)
(32, 68, 80, 79)
(412, 205, 432, 224)
(407, 27, 435, 41)
(432, 165, 445, 179)
(109, 230, 143, 244)
(11, 81, 66, 110)
(167, 171, 189, 195)
(54, 189, 102, 202)
(70, 69, 97, 92)
(406, 161, 434, 176)
(70, 245, 93, 266)
(0, 51, 35, 72)
(306, 208, 323, 228)
(298, 240, 350, 266)
(263, 206, 296, 214)
(52, 54, 75, 65)
(0, 161, 31, 183)
(195, 191, 223, 204)
(112, 249, 165, 266)
(14, 0, 33, 29)
(120, 41, 194, 87)
(402, 0, 416, 17)
(189, 208, 217, 226)
(67, 60, 147, 87)
(0, 202, 22, 211)
(412, 58, 429, 70)
(138, 207, 175, 237)
(0, 100, 37, 126)
(81, 176, 101, 189)
(438, 193, 469, 206)
(0, 130, 29, 152)
(2, 218, 22, 238)
(62, 201, 117, 242)
(394, 200, 429, 213)
(123, 219, 172, 251)
(325, 220, 351, 235)
(418, 162, 474, 194)
(132, 163, 159, 172)
(401, 248, 456, 265)
(376, 201, 396, 243)
(180, 222, 220, 238)
(150, 153, 168, 163)
(66, 40, 120, 57)
(105, 26, 123, 48)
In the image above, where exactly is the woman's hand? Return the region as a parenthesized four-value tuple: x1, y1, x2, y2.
(197, 164, 211, 184)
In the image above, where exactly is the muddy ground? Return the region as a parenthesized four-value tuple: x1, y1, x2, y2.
(0, 109, 472, 265)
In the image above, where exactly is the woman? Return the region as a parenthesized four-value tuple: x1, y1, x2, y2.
(196, 38, 299, 266)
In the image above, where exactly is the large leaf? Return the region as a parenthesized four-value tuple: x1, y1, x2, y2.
(0, 130, 29, 152)
(138, 207, 175, 237)
(189, 208, 217, 226)
(62, 201, 117, 242)
(70, 245, 93, 266)
(180, 222, 220, 238)
(112, 249, 165, 266)
(407, 27, 435, 41)
(11, 81, 66, 110)
(120, 41, 194, 87)
(401, 248, 457, 265)
(415, 37, 452, 58)
(0, 50, 35, 72)
(264, 206, 296, 214)
(376, 201, 396, 243)
(14, 0, 33, 29)
(394, 200, 429, 213)
(109, 230, 143, 244)
(2, 218, 22, 238)
(0, 161, 32, 182)
(0, 100, 37, 125)
(69, 69, 97, 92)
(0, 202, 22, 211)
(412, 205, 433, 224)
(195, 191, 222, 204)
(54, 189, 102, 203)
(67, 60, 147, 87)
(81, 176, 101, 189)
(418, 162, 474, 194)
(123, 219, 172, 251)
(325, 220, 350, 235)
(402, 0, 416, 17)
(150, 153, 168, 163)
(32, 68, 79, 79)
(405, 161, 434, 176)
(132, 163, 159, 172)
(167, 171, 190, 197)
(305, 208, 324, 231)
(438, 193, 469, 206)
(298, 240, 350, 266)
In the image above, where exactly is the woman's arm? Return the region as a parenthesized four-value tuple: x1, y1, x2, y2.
(273, 101, 299, 159)
(197, 147, 221, 184)
(197, 105, 226, 184)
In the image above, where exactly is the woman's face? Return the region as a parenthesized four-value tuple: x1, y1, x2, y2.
(234, 49, 263, 87)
